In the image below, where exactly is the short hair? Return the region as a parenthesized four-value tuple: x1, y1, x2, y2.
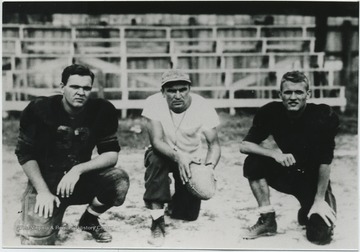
(61, 64, 95, 85)
(280, 71, 309, 91)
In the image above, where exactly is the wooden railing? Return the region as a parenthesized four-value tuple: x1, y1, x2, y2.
(2, 24, 316, 39)
(2, 24, 346, 117)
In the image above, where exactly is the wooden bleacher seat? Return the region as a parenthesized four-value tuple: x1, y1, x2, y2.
(2, 24, 347, 117)
(25, 44, 71, 54)
(78, 46, 120, 54)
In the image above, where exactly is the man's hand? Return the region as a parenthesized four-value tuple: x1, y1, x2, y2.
(176, 152, 201, 184)
(34, 191, 61, 218)
(56, 168, 81, 198)
(272, 153, 296, 167)
(307, 200, 336, 227)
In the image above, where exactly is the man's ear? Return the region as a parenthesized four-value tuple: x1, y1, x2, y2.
(278, 90, 282, 99)
(60, 82, 65, 93)
(306, 89, 311, 99)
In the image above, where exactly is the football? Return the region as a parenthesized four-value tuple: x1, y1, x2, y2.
(185, 163, 217, 200)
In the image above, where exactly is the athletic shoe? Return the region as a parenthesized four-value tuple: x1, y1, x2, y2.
(148, 216, 166, 246)
(243, 212, 277, 239)
(78, 211, 112, 243)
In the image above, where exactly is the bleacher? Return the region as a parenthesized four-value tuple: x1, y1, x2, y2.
(2, 22, 346, 117)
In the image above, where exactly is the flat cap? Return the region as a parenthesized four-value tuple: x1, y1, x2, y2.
(161, 69, 191, 87)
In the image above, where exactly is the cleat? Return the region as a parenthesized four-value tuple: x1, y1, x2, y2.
(243, 212, 277, 239)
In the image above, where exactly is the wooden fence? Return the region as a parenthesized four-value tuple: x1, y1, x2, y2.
(2, 24, 346, 117)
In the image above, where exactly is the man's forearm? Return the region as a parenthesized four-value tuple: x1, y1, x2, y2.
(71, 151, 119, 175)
(314, 164, 331, 201)
(205, 143, 221, 167)
(22, 160, 51, 194)
(239, 141, 279, 159)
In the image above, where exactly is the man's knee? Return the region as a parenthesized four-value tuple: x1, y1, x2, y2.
(243, 154, 273, 179)
(171, 191, 201, 221)
(19, 186, 61, 245)
(20, 232, 58, 245)
(144, 148, 169, 172)
(98, 167, 130, 206)
(113, 170, 130, 206)
(18, 213, 59, 245)
(143, 148, 172, 194)
(306, 214, 334, 245)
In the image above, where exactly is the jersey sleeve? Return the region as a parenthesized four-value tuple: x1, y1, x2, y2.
(15, 101, 38, 165)
(316, 106, 339, 164)
(201, 99, 220, 130)
(95, 101, 121, 154)
(243, 105, 271, 144)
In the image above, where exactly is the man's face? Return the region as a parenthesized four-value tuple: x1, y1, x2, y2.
(279, 81, 310, 112)
(60, 74, 92, 112)
(162, 82, 191, 113)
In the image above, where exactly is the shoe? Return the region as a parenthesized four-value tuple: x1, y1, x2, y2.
(148, 216, 166, 246)
(298, 208, 308, 226)
(243, 212, 277, 239)
(165, 202, 173, 216)
(78, 211, 112, 243)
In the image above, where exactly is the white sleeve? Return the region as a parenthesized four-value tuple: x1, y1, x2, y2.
(201, 99, 220, 130)
(141, 94, 163, 121)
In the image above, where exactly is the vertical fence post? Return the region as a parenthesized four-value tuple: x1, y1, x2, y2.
(10, 56, 16, 101)
(340, 86, 346, 112)
(70, 27, 76, 65)
(120, 27, 128, 118)
(328, 70, 334, 87)
(225, 70, 235, 115)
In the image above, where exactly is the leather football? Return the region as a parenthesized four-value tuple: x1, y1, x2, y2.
(185, 163, 216, 200)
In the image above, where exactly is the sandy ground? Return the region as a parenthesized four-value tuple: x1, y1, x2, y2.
(2, 135, 358, 250)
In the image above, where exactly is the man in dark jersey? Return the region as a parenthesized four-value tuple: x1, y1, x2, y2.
(15, 64, 130, 245)
(240, 71, 338, 244)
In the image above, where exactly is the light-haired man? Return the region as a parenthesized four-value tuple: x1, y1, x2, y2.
(240, 71, 338, 244)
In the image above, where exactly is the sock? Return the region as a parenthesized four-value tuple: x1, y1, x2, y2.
(258, 205, 275, 214)
(150, 209, 165, 220)
(87, 206, 101, 217)
(87, 197, 110, 216)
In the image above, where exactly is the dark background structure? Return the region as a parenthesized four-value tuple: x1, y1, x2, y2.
(2, 1, 359, 16)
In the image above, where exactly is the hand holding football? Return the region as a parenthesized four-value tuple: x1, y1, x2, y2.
(185, 163, 217, 200)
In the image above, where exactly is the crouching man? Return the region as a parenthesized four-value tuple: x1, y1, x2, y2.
(141, 69, 221, 246)
(240, 71, 338, 245)
(15, 64, 130, 245)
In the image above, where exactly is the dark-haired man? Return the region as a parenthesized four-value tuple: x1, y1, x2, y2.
(15, 64, 130, 245)
(141, 69, 221, 246)
(240, 71, 338, 244)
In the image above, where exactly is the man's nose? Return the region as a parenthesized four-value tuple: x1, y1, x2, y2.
(175, 90, 181, 98)
(290, 92, 297, 99)
(77, 88, 85, 95)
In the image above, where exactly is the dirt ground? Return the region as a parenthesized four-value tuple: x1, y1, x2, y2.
(1, 123, 358, 250)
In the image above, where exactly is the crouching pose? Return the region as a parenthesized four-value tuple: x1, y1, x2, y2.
(240, 71, 338, 245)
(15, 64, 130, 245)
(141, 69, 221, 246)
